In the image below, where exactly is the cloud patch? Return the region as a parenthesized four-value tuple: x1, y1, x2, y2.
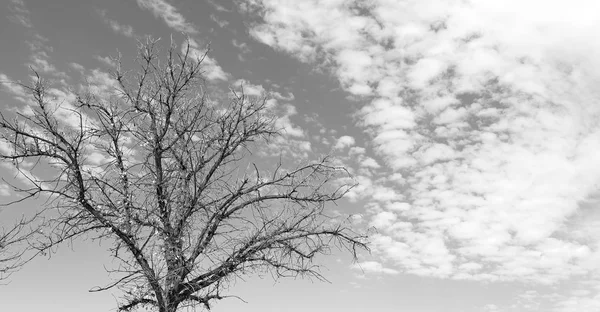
(241, 0, 600, 308)
(136, 0, 198, 34)
(351, 261, 399, 275)
(97, 9, 136, 38)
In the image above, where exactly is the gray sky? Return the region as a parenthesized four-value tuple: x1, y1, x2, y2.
(2, 0, 600, 311)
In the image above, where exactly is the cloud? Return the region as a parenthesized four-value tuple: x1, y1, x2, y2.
(232, 39, 251, 54)
(482, 304, 501, 312)
(6, 0, 66, 79)
(210, 14, 229, 28)
(234, 79, 266, 97)
(232, 39, 252, 61)
(334, 135, 355, 150)
(136, 0, 198, 34)
(135, 2, 229, 81)
(219, 78, 312, 160)
(359, 156, 380, 169)
(28, 49, 58, 74)
(206, 0, 230, 12)
(201, 56, 228, 81)
(94, 55, 117, 68)
(85, 68, 120, 98)
(0, 134, 47, 190)
(184, 39, 229, 81)
(0, 183, 10, 197)
(23, 34, 66, 79)
(241, 0, 600, 309)
(2, 65, 131, 181)
(7, 0, 32, 28)
(351, 261, 399, 275)
(70, 62, 85, 72)
(97, 9, 136, 38)
(274, 104, 304, 138)
(0, 73, 27, 98)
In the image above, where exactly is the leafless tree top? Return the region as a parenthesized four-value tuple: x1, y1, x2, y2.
(0, 38, 368, 312)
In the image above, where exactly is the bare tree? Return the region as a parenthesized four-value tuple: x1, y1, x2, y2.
(0, 38, 368, 312)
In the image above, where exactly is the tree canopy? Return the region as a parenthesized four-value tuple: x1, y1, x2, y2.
(0, 38, 368, 312)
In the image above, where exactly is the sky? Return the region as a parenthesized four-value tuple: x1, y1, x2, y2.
(1, 0, 600, 311)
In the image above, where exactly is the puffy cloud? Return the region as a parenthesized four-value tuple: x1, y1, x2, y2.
(359, 157, 380, 169)
(274, 104, 304, 138)
(234, 79, 266, 97)
(242, 0, 600, 309)
(334, 135, 355, 150)
(370, 211, 397, 228)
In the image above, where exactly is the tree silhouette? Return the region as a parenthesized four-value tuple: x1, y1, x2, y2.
(0, 38, 368, 312)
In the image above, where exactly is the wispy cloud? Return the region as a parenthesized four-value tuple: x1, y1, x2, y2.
(94, 55, 117, 68)
(96, 9, 136, 38)
(0, 73, 27, 99)
(7, 0, 32, 28)
(232, 39, 252, 61)
(242, 0, 600, 309)
(135, 0, 198, 34)
(206, 0, 230, 12)
(8, 3, 66, 80)
(210, 14, 229, 28)
(25, 37, 67, 78)
(232, 39, 251, 53)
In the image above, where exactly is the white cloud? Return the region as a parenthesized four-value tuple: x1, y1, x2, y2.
(86, 69, 119, 97)
(0, 183, 11, 197)
(348, 146, 365, 156)
(97, 9, 136, 38)
(386, 202, 410, 212)
(351, 261, 399, 275)
(232, 39, 252, 55)
(206, 0, 230, 12)
(136, 0, 198, 34)
(94, 55, 116, 67)
(0, 73, 26, 98)
(70, 62, 85, 72)
(274, 104, 304, 138)
(242, 0, 600, 309)
(334, 135, 355, 150)
(30, 51, 57, 73)
(369, 211, 399, 231)
(234, 79, 266, 97)
(271, 91, 294, 101)
(359, 157, 380, 169)
(202, 56, 228, 81)
(185, 39, 229, 81)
